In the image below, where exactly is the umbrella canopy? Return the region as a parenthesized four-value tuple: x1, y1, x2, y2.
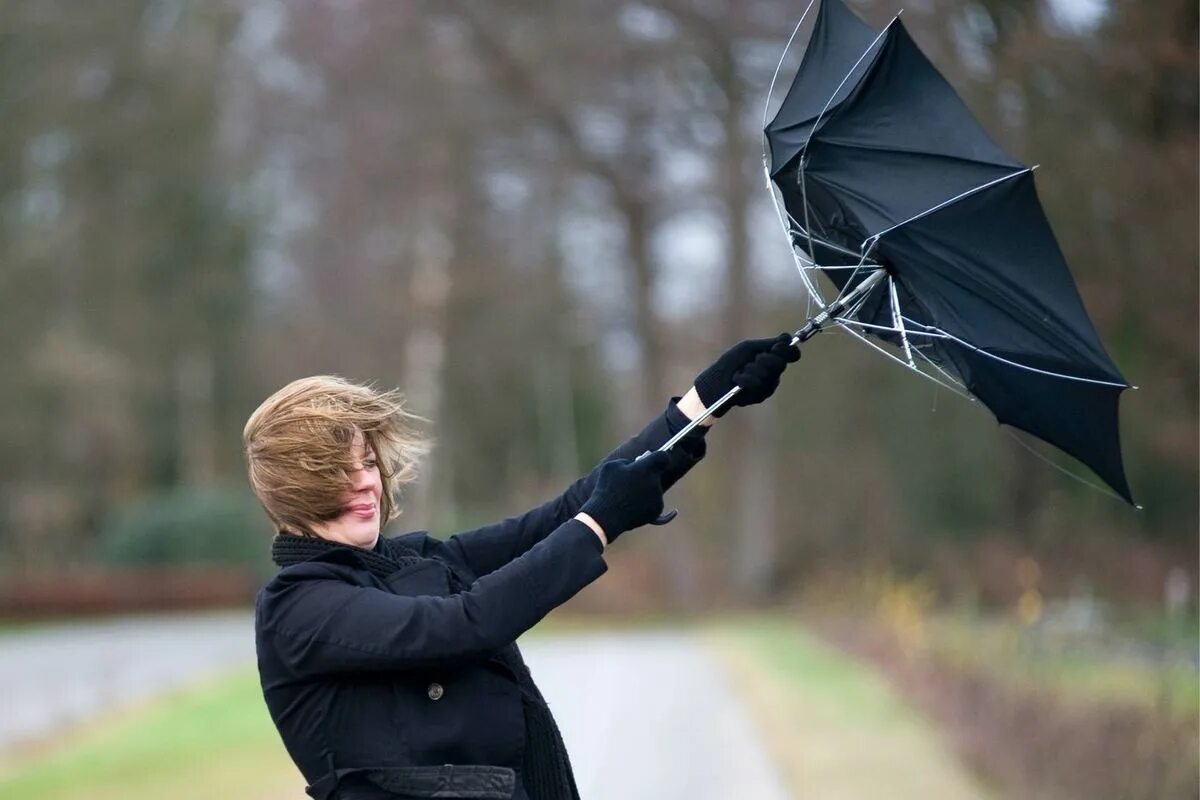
(764, 0, 1134, 502)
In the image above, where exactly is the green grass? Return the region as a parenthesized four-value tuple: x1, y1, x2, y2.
(705, 615, 994, 800)
(0, 668, 301, 800)
(0, 618, 55, 636)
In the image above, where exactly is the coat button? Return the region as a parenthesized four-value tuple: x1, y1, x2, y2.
(426, 682, 444, 701)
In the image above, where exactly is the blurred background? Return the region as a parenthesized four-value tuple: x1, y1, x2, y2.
(0, 1, 1195, 798)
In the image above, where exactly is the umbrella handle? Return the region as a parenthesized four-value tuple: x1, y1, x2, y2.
(650, 509, 679, 526)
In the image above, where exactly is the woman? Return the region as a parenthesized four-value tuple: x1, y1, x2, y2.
(244, 334, 800, 800)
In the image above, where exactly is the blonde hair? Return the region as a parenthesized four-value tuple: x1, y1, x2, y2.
(242, 375, 430, 537)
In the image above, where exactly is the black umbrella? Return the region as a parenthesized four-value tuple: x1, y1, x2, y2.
(771, 0, 1135, 503)
(657, 0, 1135, 506)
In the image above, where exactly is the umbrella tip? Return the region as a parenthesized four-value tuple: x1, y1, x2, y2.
(1131, 384, 1140, 390)
(1135, 504, 1145, 511)
(1031, 164, 1042, 171)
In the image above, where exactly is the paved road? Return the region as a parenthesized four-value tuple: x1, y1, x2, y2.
(0, 610, 255, 751)
(521, 631, 790, 800)
(1, 616, 789, 799)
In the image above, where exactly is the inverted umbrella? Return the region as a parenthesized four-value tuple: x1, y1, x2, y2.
(657, 0, 1135, 505)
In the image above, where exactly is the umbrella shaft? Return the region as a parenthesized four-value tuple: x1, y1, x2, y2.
(655, 386, 741, 453)
(795, 268, 887, 339)
(793, 318, 824, 344)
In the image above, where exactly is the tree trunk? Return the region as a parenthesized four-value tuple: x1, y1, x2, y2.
(401, 206, 451, 529)
(716, 38, 778, 600)
(176, 347, 217, 488)
(618, 191, 665, 421)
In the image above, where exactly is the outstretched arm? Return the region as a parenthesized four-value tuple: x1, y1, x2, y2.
(260, 519, 607, 676)
(436, 332, 801, 579)
(257, 453, 674, 676)
(438, 392, 712, 579)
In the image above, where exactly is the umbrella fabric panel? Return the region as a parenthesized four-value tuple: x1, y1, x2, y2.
(765, 0, 884, 176)
(802, 141, 1021, 240)
(876, 171, 1133, 502)
(951, 347, 1132, 502)
(876, 172, 1126, 381)
(814, 23, 1023, 172)
(777, 164, 869, 262)
(798, 21, 1026, 238)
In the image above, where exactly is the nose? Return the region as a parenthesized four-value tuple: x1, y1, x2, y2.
(351, 463, 374, 488)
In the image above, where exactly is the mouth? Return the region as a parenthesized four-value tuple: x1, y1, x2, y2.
(345, 502, 377, 519)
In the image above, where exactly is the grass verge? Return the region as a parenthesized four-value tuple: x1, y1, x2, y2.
(705, 615, 995, 800)
(0, 668, 301, 800)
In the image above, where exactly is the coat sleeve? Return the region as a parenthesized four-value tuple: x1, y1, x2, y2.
(260, 520, 606, 677)
(439, 398, 709, 578)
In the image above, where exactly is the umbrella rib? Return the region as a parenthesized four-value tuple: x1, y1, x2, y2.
(797, 15, 899, 181)
(1002, 427, 1141, 508)
(830, 237, 881, 307)
(761, 0, 819, 132)
(835, 320, 1130, 504)
(888, 246, 1109, 367)
(793, 14, 897, 276)
(799, 165, 821, 312)
(831, 261, 863, 304)
(909, 340, 970, 392)
(829, 321, 974, 399)
(864, 167, 1032, 246)
(784, 208, 866, 260)
(814, 136, 1024, 173)
(766, 172, 827, 309)
(903, 318, 1131, 389)
(829, 283, 973, 398)
(889, 276, 915, 366)
(762, 0, 822, 316)
(833, 318, 948, 339)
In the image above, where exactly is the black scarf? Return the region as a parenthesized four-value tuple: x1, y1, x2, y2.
(271, 532, 580, 800)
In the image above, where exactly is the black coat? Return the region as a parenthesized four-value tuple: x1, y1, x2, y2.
(254, 401, 707, 800)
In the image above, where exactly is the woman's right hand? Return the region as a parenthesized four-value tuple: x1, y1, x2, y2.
(692, 333, 801, 417)
(577, 452, 674, 544)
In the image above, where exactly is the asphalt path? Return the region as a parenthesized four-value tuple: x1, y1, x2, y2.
(521, 631, 791, 800)
(1, 616, 789, 799)
(0, 610, 255, 752)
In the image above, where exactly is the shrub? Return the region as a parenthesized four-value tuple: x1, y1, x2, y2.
(95, 485, 273, 575)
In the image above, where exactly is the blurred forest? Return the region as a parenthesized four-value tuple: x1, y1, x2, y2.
(0, 0, 1196, 609)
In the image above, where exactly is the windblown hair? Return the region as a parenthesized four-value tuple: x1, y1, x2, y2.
(242, 375, 430, 537)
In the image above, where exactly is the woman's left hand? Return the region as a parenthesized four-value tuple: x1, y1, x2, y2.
(691, 333, 802, 418)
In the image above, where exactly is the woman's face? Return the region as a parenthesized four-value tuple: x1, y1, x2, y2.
(310, 429, 383, 548)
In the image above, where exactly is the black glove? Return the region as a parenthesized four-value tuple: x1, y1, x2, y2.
(579, 452, 673, 543)
(692, 333, 802, 417)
